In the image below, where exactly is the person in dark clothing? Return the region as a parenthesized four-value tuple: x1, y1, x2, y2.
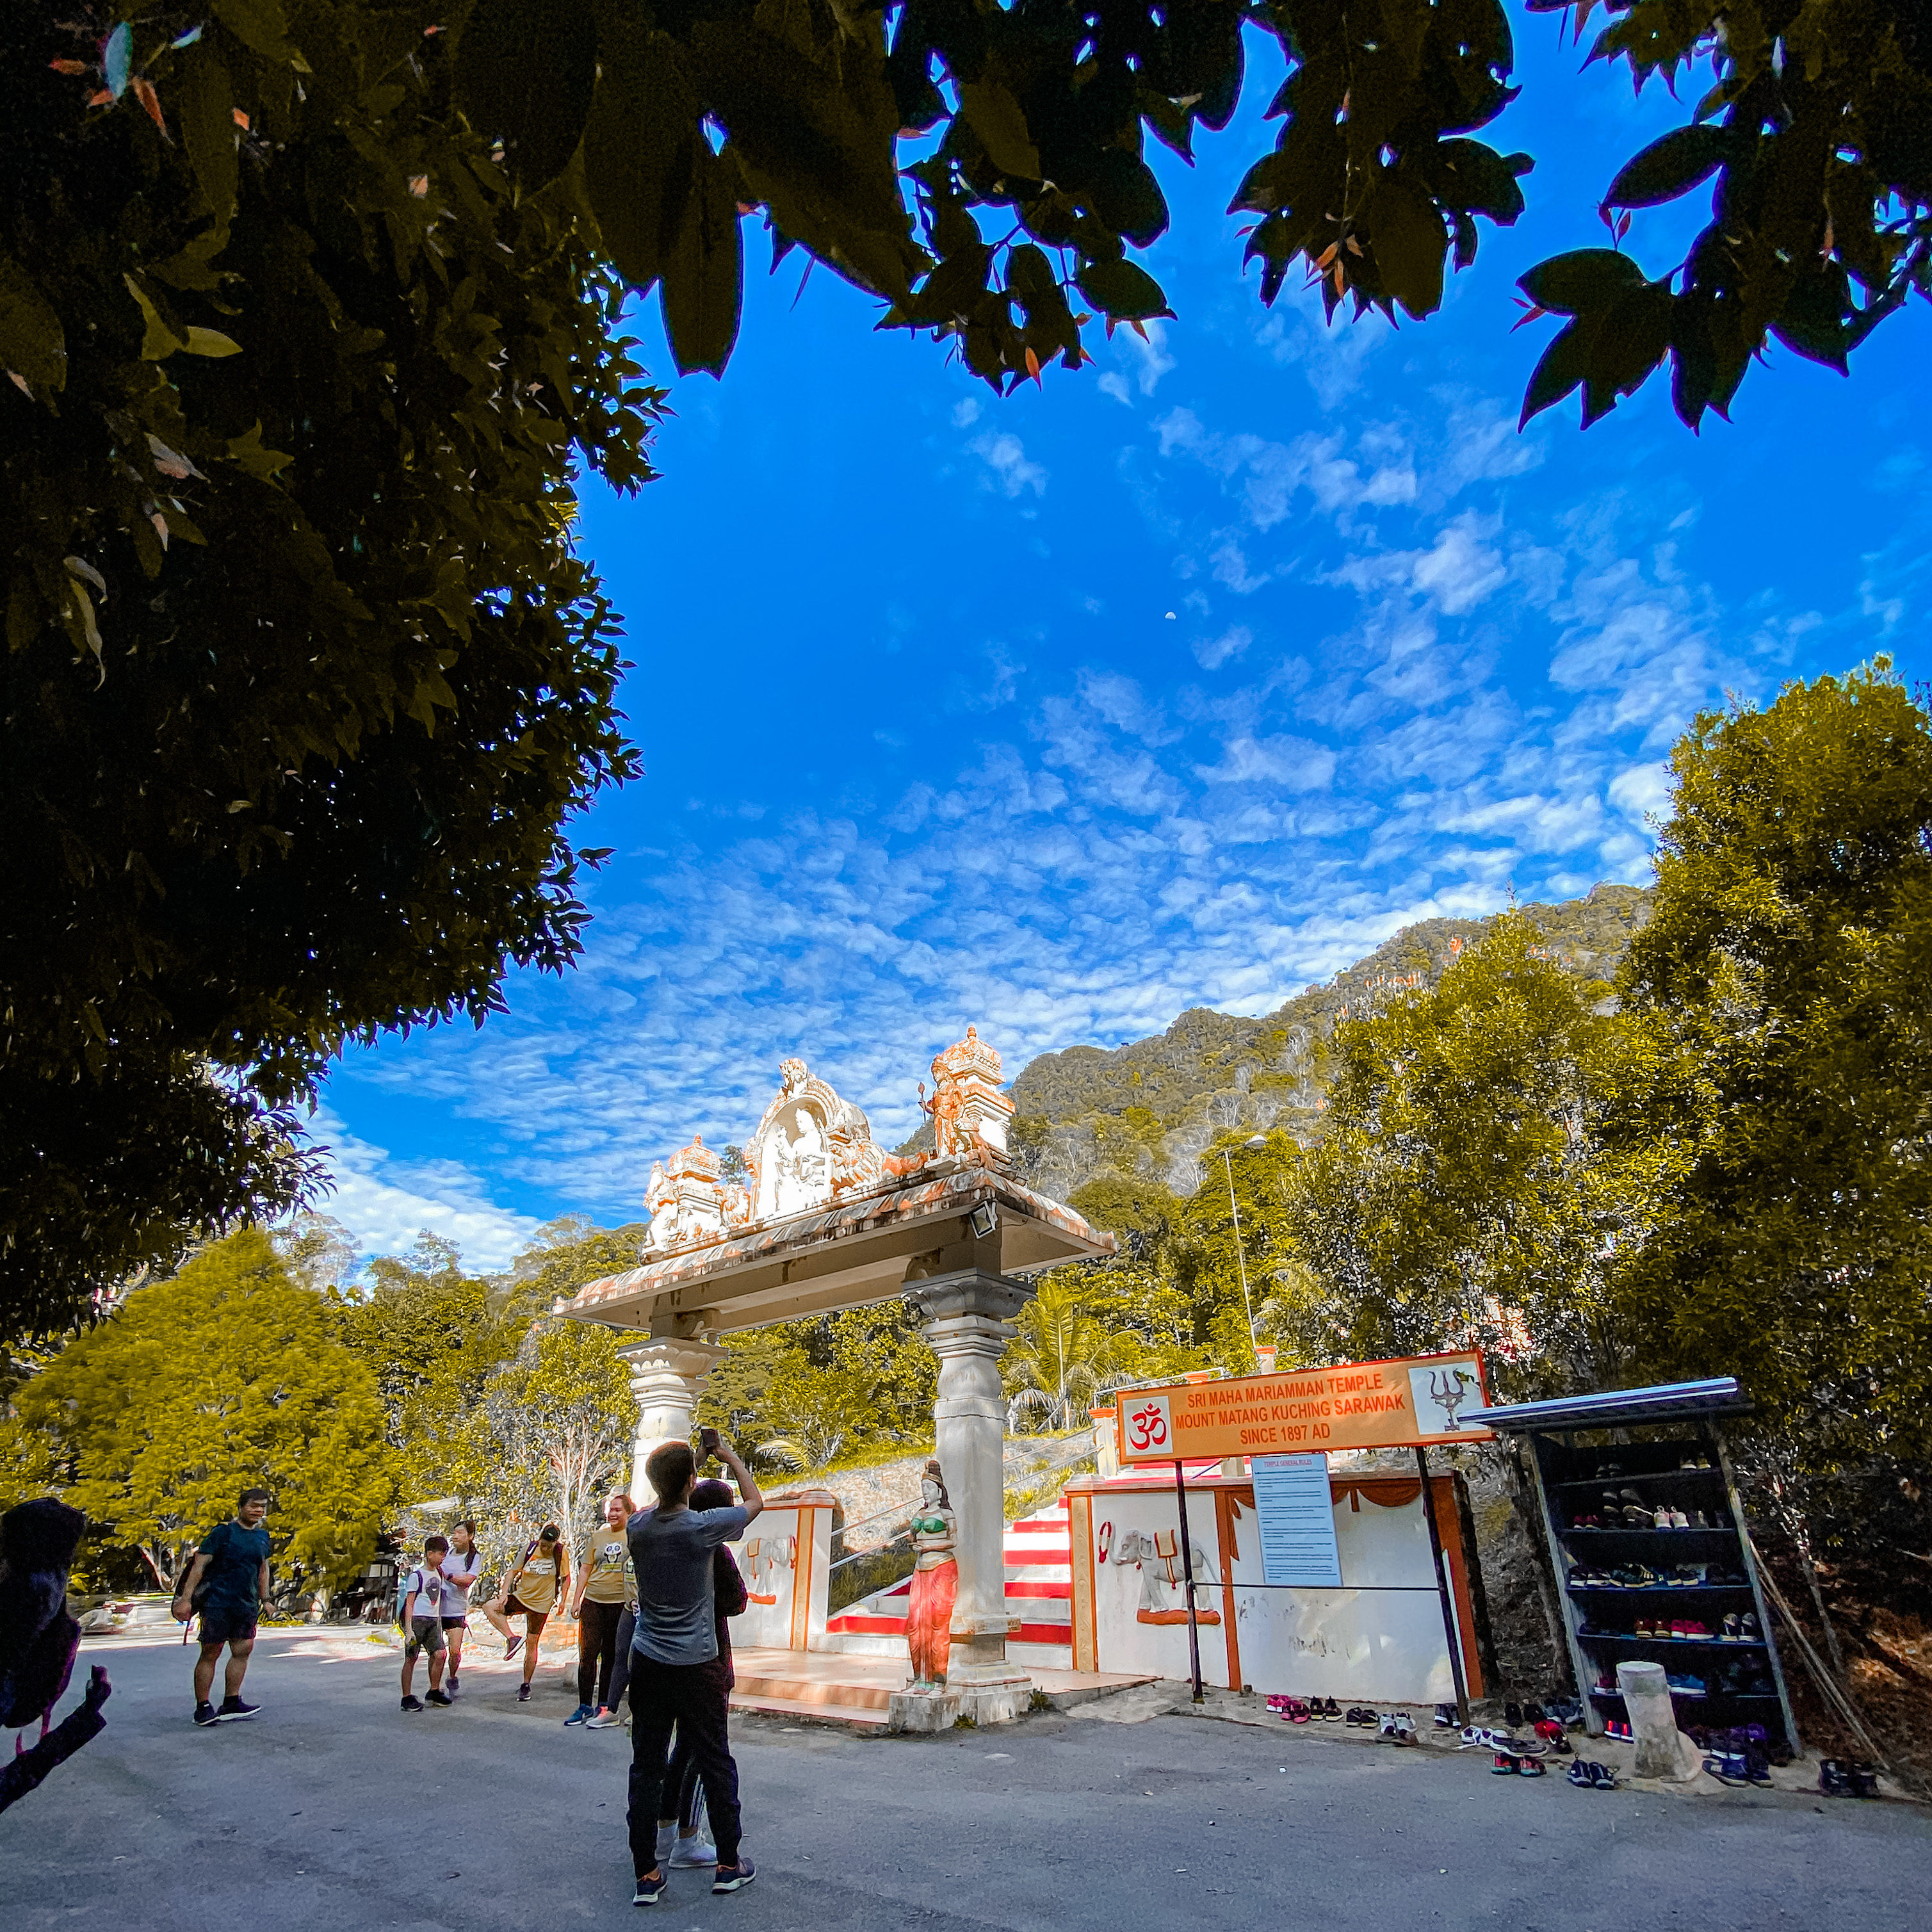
(655, 1478, 750, 1866)
(171, 1488, 272, 1726)
(625, 1433, 762, 1906)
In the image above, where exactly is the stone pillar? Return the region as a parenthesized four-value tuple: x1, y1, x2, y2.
(620, 1335, 725, 1501)
(906, 1269, 1034, 1726)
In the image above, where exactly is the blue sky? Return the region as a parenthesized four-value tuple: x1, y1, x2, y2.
(315, 18, 1930, 1269)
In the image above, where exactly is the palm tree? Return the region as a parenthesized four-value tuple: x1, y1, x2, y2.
(752, 1363, 877, 1472)
(1003, 1280, 1131, 1433)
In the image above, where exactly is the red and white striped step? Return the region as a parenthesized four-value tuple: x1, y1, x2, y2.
(820, 1500, 1074, 1664)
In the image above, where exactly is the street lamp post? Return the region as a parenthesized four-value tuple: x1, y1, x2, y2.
(1222, 1133, 1269, 1365)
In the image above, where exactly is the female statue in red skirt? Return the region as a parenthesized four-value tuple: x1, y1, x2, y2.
(905, 1460, 958, 1689)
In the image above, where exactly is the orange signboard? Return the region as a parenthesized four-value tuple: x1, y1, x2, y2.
(1116, 1349, 1493, 1465)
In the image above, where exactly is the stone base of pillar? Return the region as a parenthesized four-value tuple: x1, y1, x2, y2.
(888, 1680, 1032, 1732)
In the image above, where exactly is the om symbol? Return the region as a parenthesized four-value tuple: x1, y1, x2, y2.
(1127, 1400, 1168, 1452)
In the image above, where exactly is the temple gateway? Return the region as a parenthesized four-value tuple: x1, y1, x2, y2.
(560, 1026, 1114, 1725)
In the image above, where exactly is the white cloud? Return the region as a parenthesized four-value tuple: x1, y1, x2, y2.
(1194, 624, 1252, 670)
(307, 1107, 546, 1274)
(970, 430, 1047, 497)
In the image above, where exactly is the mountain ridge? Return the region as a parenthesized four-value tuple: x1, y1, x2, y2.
(1005, 881, 1653, 1203)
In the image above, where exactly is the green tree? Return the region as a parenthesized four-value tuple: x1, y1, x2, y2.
(451, 1319, 637, 1573)
(1283, 913, 1625, 1396)
(1, 4, 662, 1335)
(448, 0, 1924, 419)
(332, 1233, 526, 1504)
(11, 1229, 394, 1593)
(1002, 1278, 1133, 1431)
(1607, 663, 1932, 1479)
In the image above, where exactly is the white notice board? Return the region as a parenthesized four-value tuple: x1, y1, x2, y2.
(1251, 1453, 1342, 1587)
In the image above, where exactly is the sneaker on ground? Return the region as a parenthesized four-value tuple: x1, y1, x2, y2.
(401, 1695, 425, 1712)
(656, 1822, 678, 1863)
(585, 1707, 620, 1728)
(712, 1859, 756, 1895)
(517, 1682, 532, 1703)
(446, 1673, 459, 1694)
(216, 1697, 261, 1721)
(565, 1703, 593, 1726)
(193, 1701, 218, 1728)
(425, 1688, 453, 1707)
(669, 1833, 717, 1869)
(632, 1870, 665, 1907)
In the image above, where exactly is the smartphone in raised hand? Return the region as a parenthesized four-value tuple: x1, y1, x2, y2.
(698, 1425, 722, 1463)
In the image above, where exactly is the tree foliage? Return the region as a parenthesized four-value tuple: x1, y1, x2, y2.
(442, 0, 1922, 421)
(1281, 913, 1625, 1395)
(1515, 2, 1932, 430)
(451, 1318, 637, 1574)
(1, 3, 662, 1336)
(6, 1228, 394, 1592)
(1605, 662, 1932, 1473)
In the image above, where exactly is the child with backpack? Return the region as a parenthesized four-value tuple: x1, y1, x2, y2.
(400, 1535, 453, 1713)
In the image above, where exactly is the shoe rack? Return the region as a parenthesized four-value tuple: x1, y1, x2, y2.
(1522, 1418, 1801, 1751)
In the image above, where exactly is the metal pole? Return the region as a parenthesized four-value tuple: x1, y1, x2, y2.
(1174, 1458, 1204, 1703)
(1221, 1148, 1259, 1356)
(1416, 1445, 1470, 1727)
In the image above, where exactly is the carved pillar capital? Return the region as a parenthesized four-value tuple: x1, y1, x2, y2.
(619, 1335, 726, 1499)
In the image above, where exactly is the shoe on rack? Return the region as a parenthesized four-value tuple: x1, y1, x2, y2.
(216, 1697, 261, 1721)
(669, 1831, 718, 1869)
(712, 1859, 757, 1895)
(1739, 1612, 1760, 1642)
(425, 1688, 452, 1707)
(193, 1701, 218, 1727)
(565, 1703, 593, 1726)
(401, 1694, 425, 1712)
(517, 1682, 532, 1703)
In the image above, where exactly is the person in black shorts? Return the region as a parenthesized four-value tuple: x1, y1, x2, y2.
(172, 1488, 273, 1728)
(439, 1520, 482, 1694)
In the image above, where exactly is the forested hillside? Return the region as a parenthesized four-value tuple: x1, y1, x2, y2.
(1008, 882, 1653, 1202)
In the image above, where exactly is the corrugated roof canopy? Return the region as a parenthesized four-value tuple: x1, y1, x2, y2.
(560, 1156, 1114, 1336)
(1464, 1377, 1749, 1433)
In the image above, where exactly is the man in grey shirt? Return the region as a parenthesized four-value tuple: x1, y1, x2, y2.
(625, 1431, 763, 1906)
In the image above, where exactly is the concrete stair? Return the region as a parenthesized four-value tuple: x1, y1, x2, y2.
(821, 1500, 1075, 1668)
(728, 1660, 892, 1729)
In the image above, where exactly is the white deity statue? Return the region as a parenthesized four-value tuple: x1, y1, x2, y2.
(643, 1160, 678, 1251)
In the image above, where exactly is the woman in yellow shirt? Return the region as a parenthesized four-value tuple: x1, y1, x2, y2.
(567, 1491, 635, 1728)
(483, 1522, 569, 1704)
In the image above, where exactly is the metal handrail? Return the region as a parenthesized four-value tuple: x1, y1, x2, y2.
(827, 1525, 913, 1575)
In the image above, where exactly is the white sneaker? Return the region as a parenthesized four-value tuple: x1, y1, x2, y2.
(585, 1707, 619, 1728)
(654, 1823, 676, 1863)
(669, 1832, 717, 1869)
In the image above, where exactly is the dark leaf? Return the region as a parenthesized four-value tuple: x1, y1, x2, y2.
(660, 146, 743, 376)
(1089, 149, 1169, 248)
(583, 8, 697, 293)
(455, 0, 598, 191)
(1365, 177, 1447, 320)
(0, 255, 67, 392)
(1517, 248, 1646, 316)
(957, 77, 1041, 182)
(177, 53, 240, 234)
(1604, 125, 1730, 210)
(1075, 257, 1172, 321)
(1519, 318, 1591, 428)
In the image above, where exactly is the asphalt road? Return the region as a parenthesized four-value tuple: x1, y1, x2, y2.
(6, 1628, 1926, 1932)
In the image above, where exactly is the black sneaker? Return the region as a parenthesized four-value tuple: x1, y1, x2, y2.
(712, 1858, 756, 1895)
(446, 1673, 459, 1694)
(517, 1682, 532, 1703)
(632, 1869, 665, 1906)
(216, 1696, 261, 1721)
(425, 1688, 453, 1706)
(193, 1701, 218, 1728)
(402, 1694, 425, 1712)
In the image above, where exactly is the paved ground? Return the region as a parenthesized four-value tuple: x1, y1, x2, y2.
(7, 1628, 1926, 1932)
